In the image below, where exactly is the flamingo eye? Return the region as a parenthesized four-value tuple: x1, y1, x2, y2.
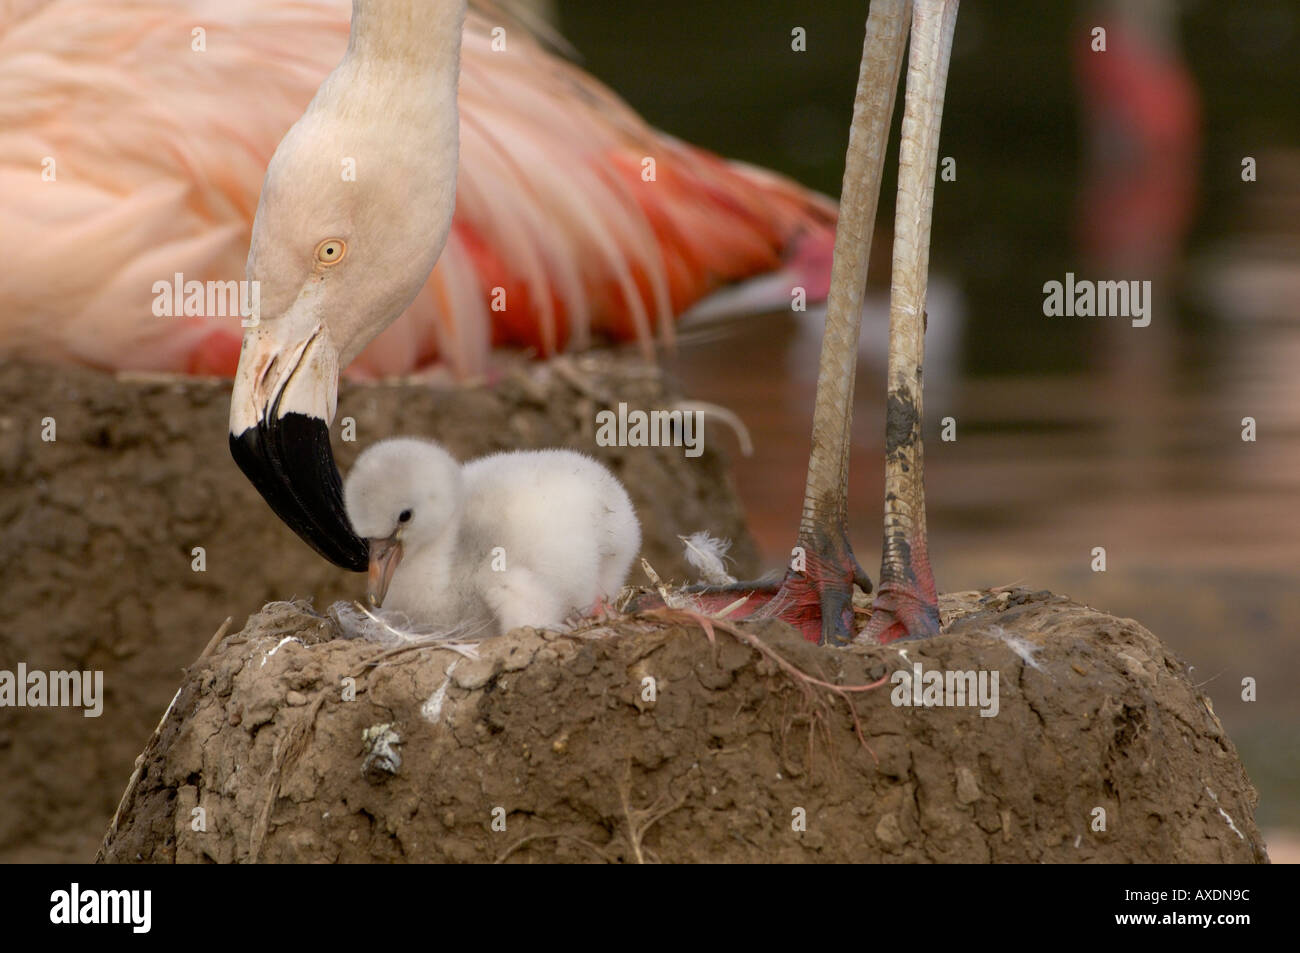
(398, 509, 412, 523)
(315, 238, 347, 265)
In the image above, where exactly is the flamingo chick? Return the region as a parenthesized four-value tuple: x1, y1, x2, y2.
(343, 438, 640, 636)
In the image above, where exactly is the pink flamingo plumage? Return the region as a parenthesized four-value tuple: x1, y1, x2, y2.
(0, 0, 835, 379)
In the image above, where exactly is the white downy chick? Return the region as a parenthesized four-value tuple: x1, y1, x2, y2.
(344, 437, 640, 635)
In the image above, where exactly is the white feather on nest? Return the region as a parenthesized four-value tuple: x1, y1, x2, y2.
(680, 531, 737, 586)
(329, 601, 485, 659)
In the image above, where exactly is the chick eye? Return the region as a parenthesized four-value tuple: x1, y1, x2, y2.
(398, 509, 413, 523)
(315, 238, 347, 265)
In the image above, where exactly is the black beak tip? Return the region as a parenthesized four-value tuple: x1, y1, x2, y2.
(230, 412, 368, 573)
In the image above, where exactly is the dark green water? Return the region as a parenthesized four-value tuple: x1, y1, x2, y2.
(562, 0, 1299, 370)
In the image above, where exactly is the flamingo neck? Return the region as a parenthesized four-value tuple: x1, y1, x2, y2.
(346, 0, 467, 69)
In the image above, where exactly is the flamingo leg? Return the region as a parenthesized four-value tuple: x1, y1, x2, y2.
(629, 0, 909, 645)
(631, 0, 957, 646)
(860, 0, 959, 643)
(769, 0, 912, 646)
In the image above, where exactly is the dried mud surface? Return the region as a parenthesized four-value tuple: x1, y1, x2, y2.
(0, 357, 757, 862)
(99, 590, 1268, 863)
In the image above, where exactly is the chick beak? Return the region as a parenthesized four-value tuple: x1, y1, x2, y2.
(367, 536, 404, 607)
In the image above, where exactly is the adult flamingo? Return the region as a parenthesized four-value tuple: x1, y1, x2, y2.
(1, 0, 838, 572)
(0, 0, 834, 379)
(227, 0, 956, 646)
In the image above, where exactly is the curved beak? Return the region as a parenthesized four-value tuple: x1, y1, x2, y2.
(367, 535, 404, 606)
(228, 291, 368, 572)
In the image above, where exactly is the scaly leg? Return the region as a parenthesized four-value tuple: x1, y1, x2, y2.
(629, 0, 911, 646)
(860, 0, 959, 643)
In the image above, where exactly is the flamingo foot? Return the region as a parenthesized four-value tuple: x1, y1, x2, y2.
(627, 530, 872, 647)
(581, 595, 619, 622)
(859, 582, 941, 643)
(624, 582, 780, 624)
(770, 532, 874, 646)
(860, 532, 940, 643)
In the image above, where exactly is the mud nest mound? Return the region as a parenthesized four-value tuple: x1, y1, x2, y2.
(0, 356, 757, 861)
(98, 589, 1267, 863)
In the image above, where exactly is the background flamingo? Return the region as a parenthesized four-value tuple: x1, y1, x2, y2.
(0, 0, 836, 379)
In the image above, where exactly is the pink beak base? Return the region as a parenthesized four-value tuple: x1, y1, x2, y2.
(367, 537, 403, 607)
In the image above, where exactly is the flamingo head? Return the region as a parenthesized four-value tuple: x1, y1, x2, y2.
(228, 42, 461, 571)
(342, 438, 464, 606)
